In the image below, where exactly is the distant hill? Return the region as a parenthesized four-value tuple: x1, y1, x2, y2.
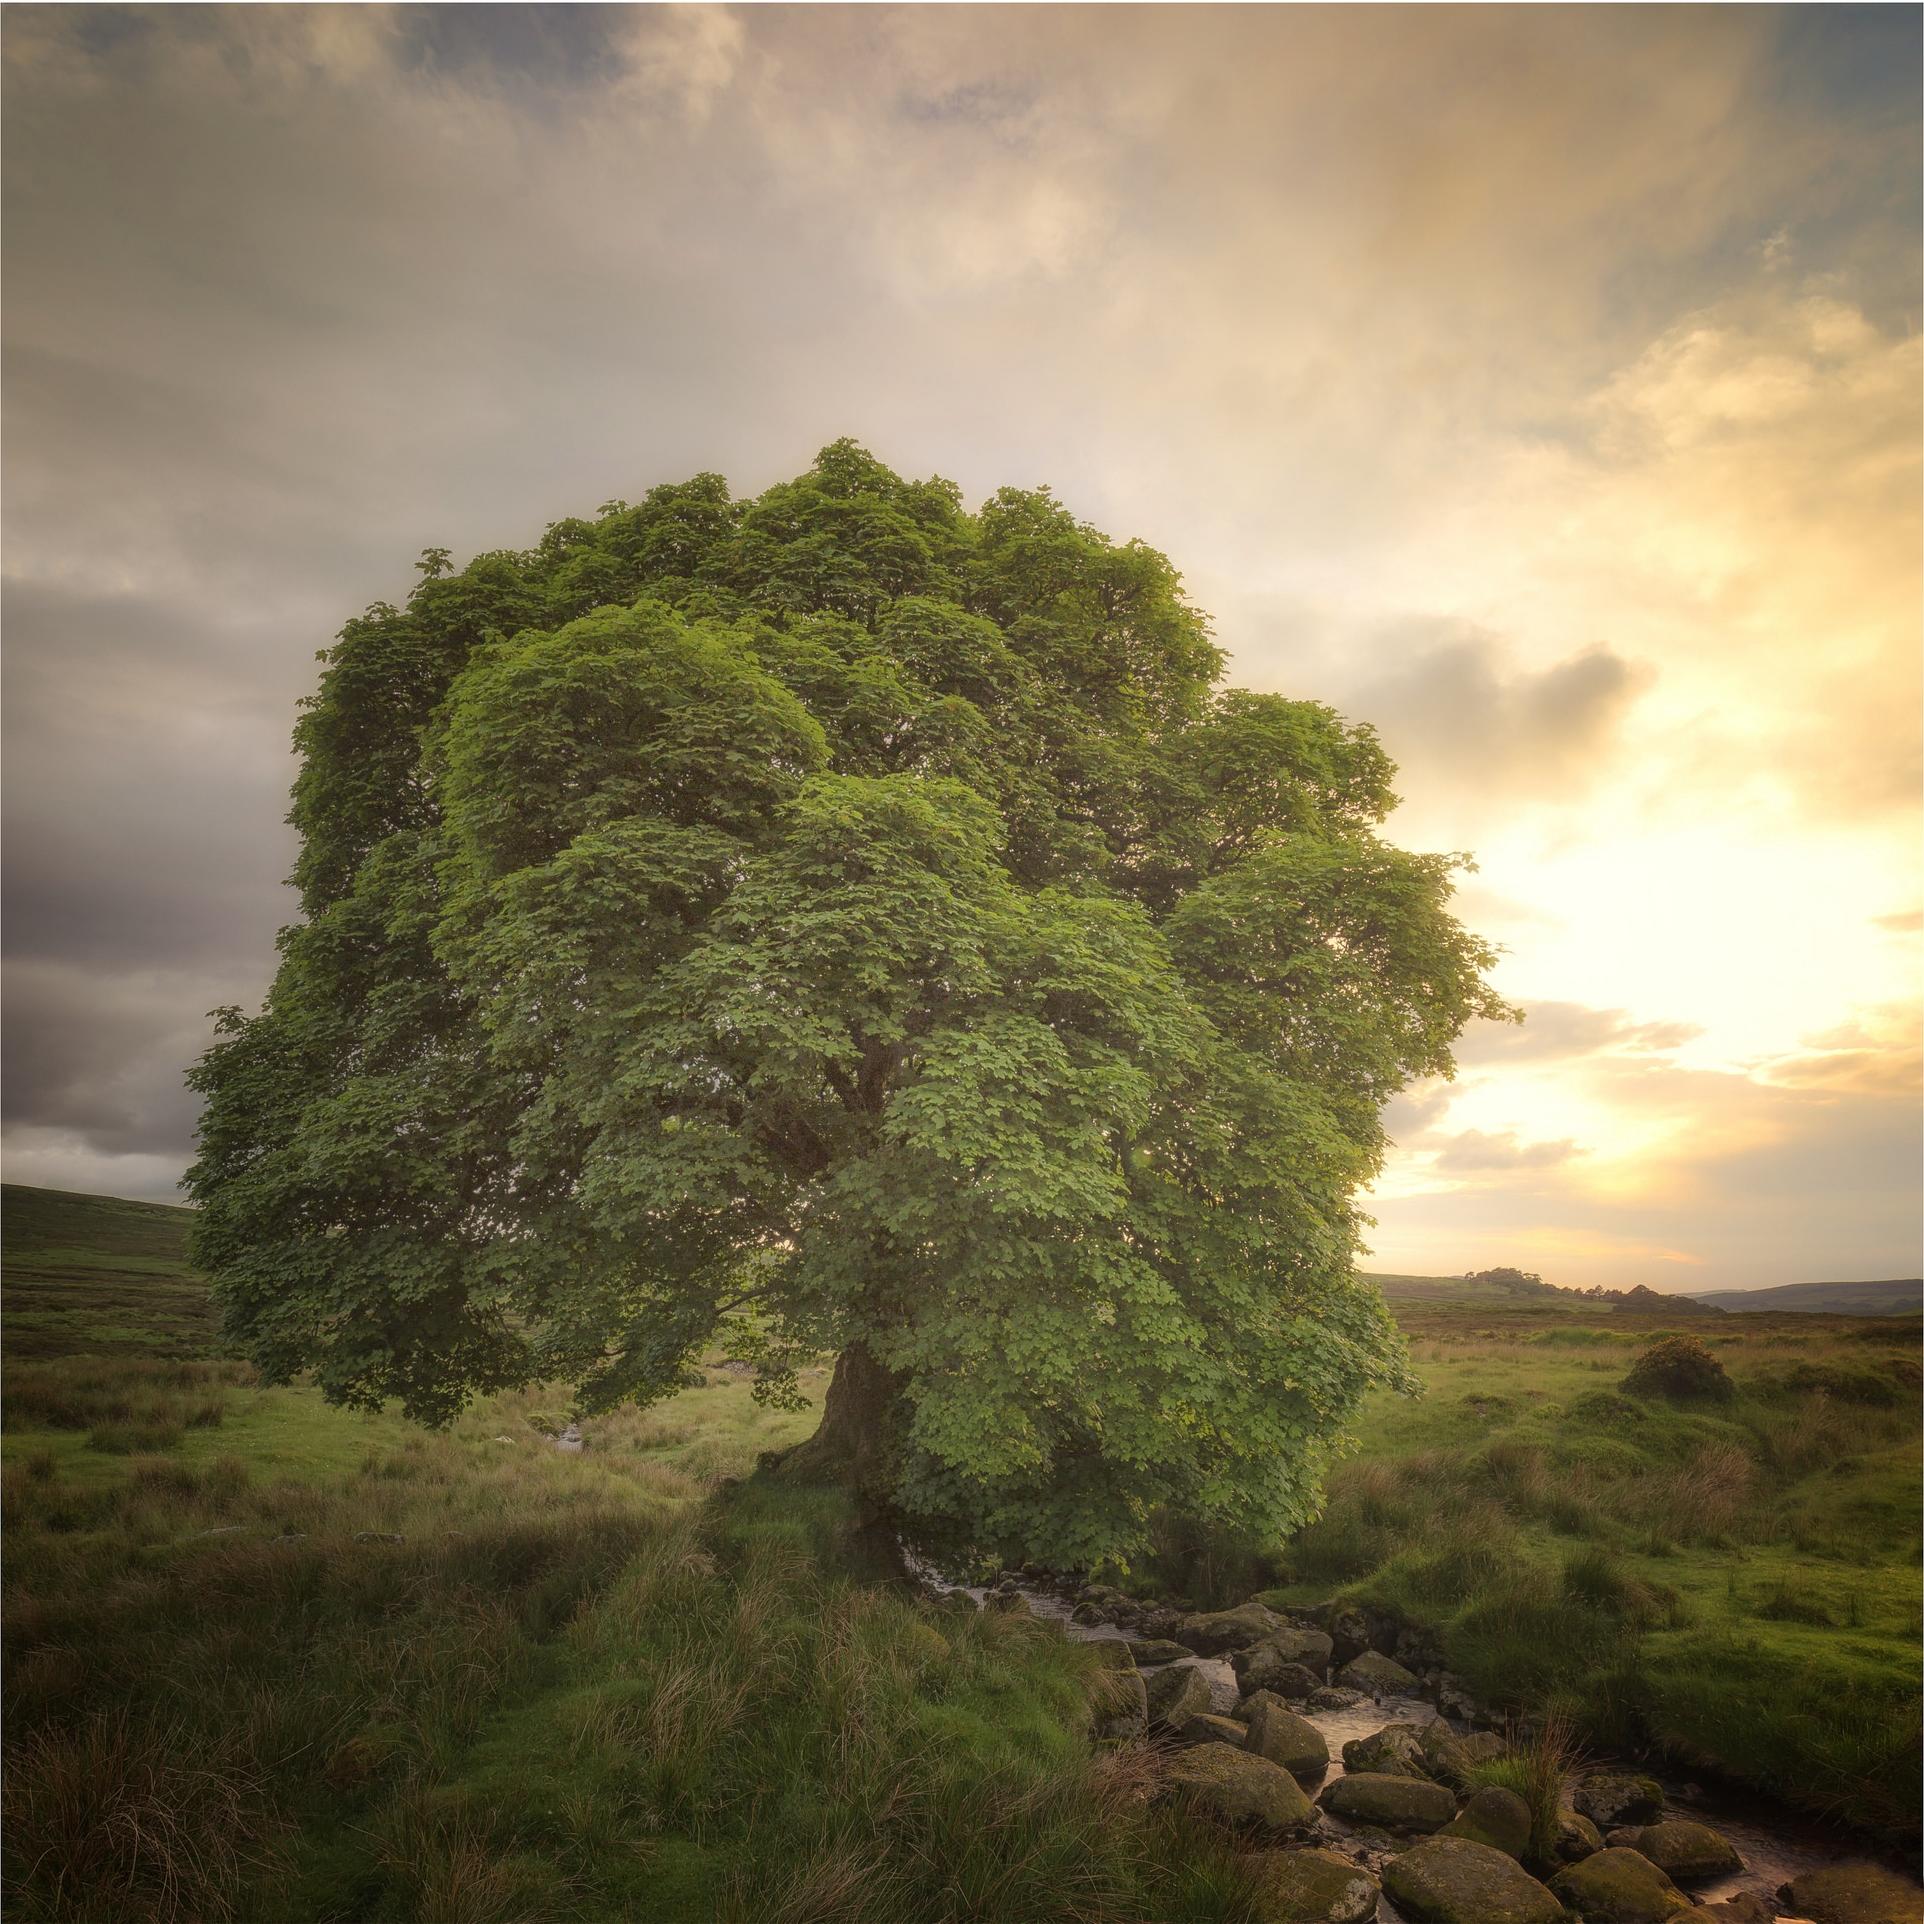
(1684, 1278, 1923, 1318)
(1, 1182, 216, 1357)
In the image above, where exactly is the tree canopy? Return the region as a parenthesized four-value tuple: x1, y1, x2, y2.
(188, 441, 1511, 1570)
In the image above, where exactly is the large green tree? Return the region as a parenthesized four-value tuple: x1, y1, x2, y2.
(189, 442, 1510, 1569)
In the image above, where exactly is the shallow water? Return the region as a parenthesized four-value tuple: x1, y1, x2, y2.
(938, 1571, 1906, 1922)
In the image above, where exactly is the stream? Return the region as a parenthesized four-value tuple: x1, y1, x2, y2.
(924, 1569, 1910, 1923)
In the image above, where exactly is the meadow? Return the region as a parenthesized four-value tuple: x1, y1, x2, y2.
(2, 1185, 1918, 1920)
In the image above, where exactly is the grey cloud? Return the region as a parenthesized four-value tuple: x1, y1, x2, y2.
(1431, 1130, 1584, 1175)
(1346, 625, 1650, 808)
(1454, 1002, 1702, 1068)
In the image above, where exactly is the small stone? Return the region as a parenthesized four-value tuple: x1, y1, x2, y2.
(1383, 1835, 1565, 1924)
(1162, 1742, 1317, 1837)
(1245, 1846, 1379, 1924)
(1317, 1770, 1456, 1833)
(1549, 1846, 1692, 1922)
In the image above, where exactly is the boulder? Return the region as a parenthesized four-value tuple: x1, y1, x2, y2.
(1435, 1671, 1482, 1722)
(1318, 1770, 1456, 1833)
(1443, 1784, 1533, 1860)
(1421, 1723, 1506, 1788)
(1673, 1898, 1774, 1924)
(1145, 1661, 1215, 1730)
(1577, 1772, 1667, 1828)
(1176, 1712, 1250, 1749)
(1241, 1658, 1324, 1700)
(1554, 1809, 1607, 1865)
(1335, 1649, 1420, 1697)
(1084, 1638, 1136, 1670)
(1177, 1601, 1287, 1656)
(1241, 1691, 1330, 1784)
(1342, 1718, 1438, 1779)
(1127, 1637, 1194, 1667)
(1308, 1685, 1369, 1712)
(1620, 1821, 1741, 1884)
(1235, 1625, 1336, 1676)
(1549, 1847, 1692, 1922)
(1382, 1835, 1565, 1924)
(1779, 1864, 1924, 1924)
(1245, 1846, 1379, 1924)
(1323, 1601, 1397, 1664)
(1163, 1742, 1316, 1837)
(1091, 1668, 1148, 1743)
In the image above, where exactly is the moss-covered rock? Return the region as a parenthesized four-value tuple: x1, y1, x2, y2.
(1245, 1846, 1379, 1924)
(1241, 1691, 1330, 1783)
(1146, 1661, 1216, 1730)
(1548, 1846, 1692, 1922)
(1234, 1626, 1336, 1689)
(1163, 1742, 1316, 1837)
(1620, 1820, 1741, 1884)
(1780, 1863, 1924, 1924)
(1318, 1770, 1456, 1832)
(1443, 1784, 1533, 1859)
(1575, 1771, 1666, 1828)
(1126, 1637, 1193, 1666)
(1335, 1649, 1420, 1696)
(1381, 1835, 1565, 1924)
(1176, 1712, 1249, 1749)
(1091, 1666, 1147, 1743)
(1341, 1718, 1437, 1779)
(1177, 1601, 1287, 1655)
(1554, 1809, 1606, 1865)
(1421, 1723, 1506, 1788)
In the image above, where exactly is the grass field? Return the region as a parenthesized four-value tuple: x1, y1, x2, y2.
(1265, 1301, 1923, 1839)
(2, 1185, 1918, 1920)
(0, 1189, 1252, 1924)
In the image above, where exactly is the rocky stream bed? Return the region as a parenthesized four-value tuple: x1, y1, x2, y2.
(918, 1563, 1924, 1924)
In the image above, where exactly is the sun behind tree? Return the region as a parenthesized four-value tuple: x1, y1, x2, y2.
(187, 440, 1511, 1571)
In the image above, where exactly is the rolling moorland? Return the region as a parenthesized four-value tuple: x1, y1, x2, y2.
(1, 1182, 1919, 1923)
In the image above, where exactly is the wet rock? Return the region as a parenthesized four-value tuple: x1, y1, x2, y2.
(1382, 1835, 1565, 1924)
(1245, 1846, 1379, 1924)
(1318, 1770, 1456, 1833)
(1443, 1784, 1533, 1860)
(1576, 1771, 1667, 1828)
(1434, 1671, 1482, 1722)
(1620, 1822, 1742, 1884)
(1127, 1637, 1194, 1666)
(1163, 1742, 1316, 1837)
(1176, 1601, 1287, 1656)
(1241, 1691, 1330, 1783)
(1145, 1661, 1216, 1730)
(1421, 1723, 1506, 1788)
(1176, 1712, 1250, 1749)
(1242, 1658, 1324, 1700)
(1092, 1669, 1148, 1744)
(1341, 1719, 1437, 1779)
(1779, 1864, 1924, 1924)
(1334, 1649, 1420, 1697)
(1549, 1846, 1692, 1921)
(1673, 1897, 1775, 1924)
(1308, 1685, 1369, 1712)
(1322, 1601, 1400, 1663)
(1234, 1625, 1336, 1683)
(1554, 1809, 1606, 1865)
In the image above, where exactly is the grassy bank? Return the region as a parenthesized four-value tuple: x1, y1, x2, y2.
(1, 1191, 1258, 1923)
(1266, 1302, 1922, 1838)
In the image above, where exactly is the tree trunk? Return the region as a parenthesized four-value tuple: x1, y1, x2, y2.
(775, 1341, 903, 1516)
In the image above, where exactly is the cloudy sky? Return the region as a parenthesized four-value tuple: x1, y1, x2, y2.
(4, 5, 1919, 1290)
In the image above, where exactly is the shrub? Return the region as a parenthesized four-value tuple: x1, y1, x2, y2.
(1622, 1335, 1732, 1403)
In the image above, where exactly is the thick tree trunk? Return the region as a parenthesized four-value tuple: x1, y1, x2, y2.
(775, 1342, 903, 1516)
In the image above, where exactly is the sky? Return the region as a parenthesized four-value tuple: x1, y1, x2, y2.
(3, 4, 1919, 1291)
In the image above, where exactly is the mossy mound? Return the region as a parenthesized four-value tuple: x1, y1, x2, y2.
(1622, 1336, 1733, 1403)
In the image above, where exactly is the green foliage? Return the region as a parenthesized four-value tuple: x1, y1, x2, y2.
(1622, 1335, 1734, 1403)
(188, 440, 1510, 1569)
